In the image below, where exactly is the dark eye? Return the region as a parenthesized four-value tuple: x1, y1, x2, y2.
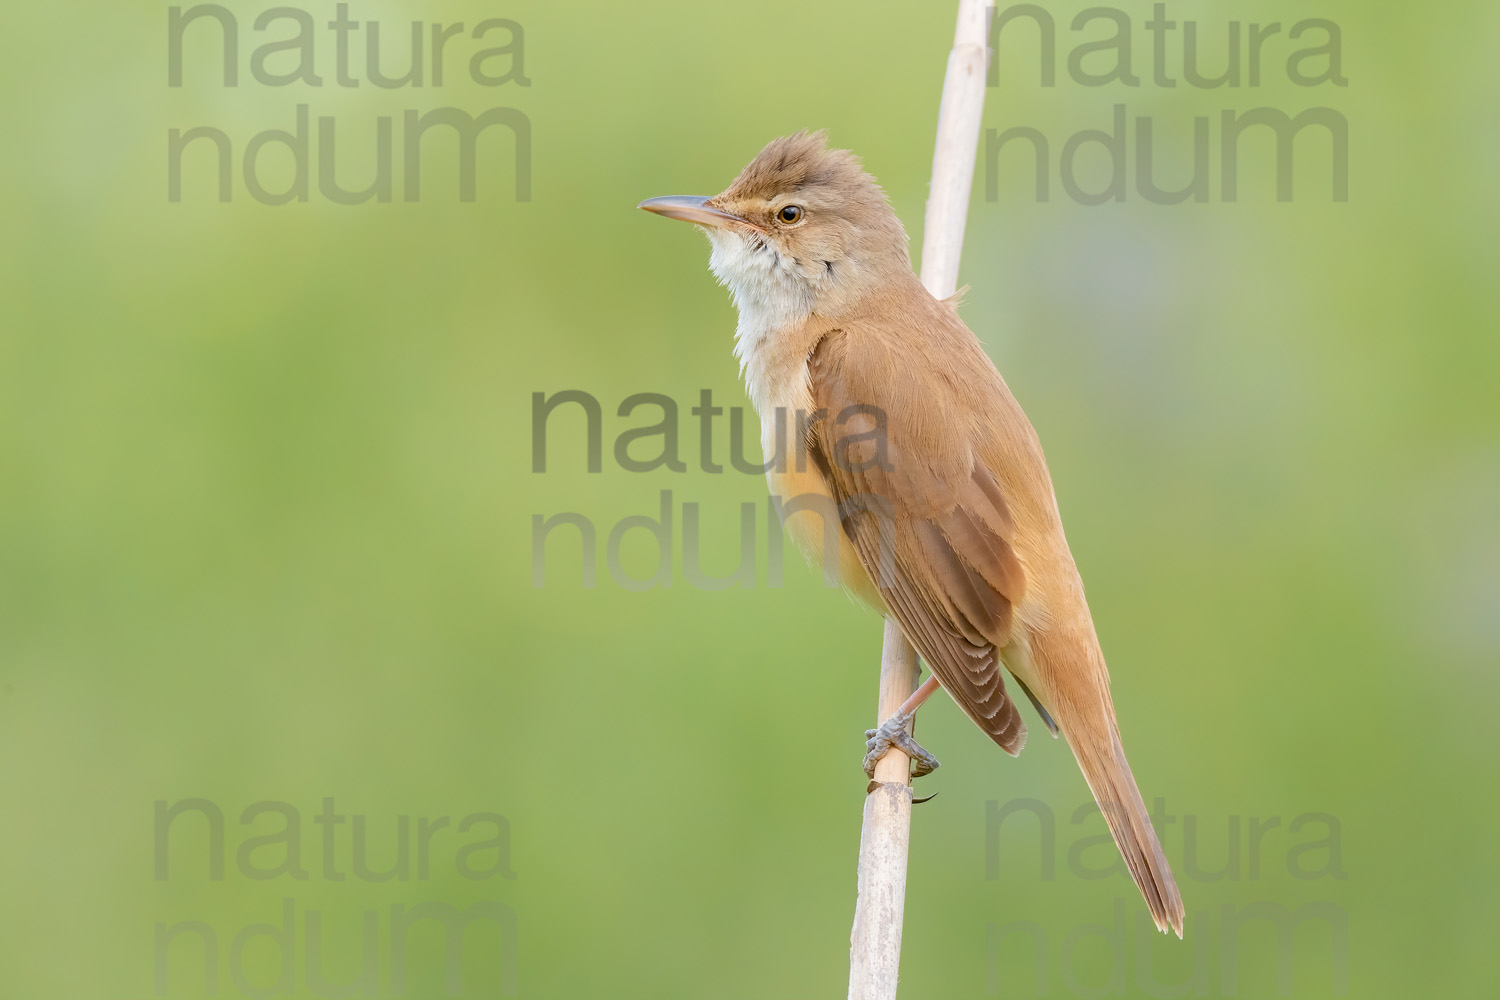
(778, 205, 803, 224)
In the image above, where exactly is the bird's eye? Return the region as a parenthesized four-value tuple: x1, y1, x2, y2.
(778, 205, 804, 224)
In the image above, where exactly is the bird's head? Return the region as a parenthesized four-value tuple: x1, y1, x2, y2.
(639, 131, 909, 322)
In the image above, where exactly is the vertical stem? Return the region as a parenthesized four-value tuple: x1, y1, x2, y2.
(921, 0, 991, 302)
(847, 2, 991, 998)
(848, 622, 920, 1000)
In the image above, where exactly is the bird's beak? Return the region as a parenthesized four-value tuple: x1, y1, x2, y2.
(637, 195, 765, 233)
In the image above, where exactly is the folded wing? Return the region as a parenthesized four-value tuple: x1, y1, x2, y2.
(807, 326, 1029, 754)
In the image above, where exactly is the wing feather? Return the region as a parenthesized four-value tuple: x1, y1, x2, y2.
(809, 326, 1030, 754)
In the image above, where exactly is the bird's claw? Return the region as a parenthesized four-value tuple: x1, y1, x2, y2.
(862, 711, 941, 779)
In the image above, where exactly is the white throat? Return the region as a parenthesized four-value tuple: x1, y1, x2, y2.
(705, 229, 819, 416)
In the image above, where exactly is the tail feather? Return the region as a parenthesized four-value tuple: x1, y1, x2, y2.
(1068, 723, 1185, 937)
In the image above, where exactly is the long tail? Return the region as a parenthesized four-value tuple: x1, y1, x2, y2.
(1066, 719, 1185, 937)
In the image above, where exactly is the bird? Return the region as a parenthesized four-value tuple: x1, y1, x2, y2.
(638, 130, 1184, 937)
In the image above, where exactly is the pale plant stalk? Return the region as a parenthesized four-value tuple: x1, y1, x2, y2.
(847, 2, 991, 998)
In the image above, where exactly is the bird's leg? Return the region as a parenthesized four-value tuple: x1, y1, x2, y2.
(863, 675, 943, 779)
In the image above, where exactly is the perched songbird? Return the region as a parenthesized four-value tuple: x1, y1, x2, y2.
(639, 131, 1184, 936)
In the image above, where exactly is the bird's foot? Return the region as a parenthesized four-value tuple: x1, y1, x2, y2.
(863, 711, 941, 779)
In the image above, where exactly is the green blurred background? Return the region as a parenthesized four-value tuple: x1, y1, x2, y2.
(2, 0, 1496, 996)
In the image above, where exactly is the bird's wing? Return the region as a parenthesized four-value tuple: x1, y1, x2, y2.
(806, 323, 1029, 754)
